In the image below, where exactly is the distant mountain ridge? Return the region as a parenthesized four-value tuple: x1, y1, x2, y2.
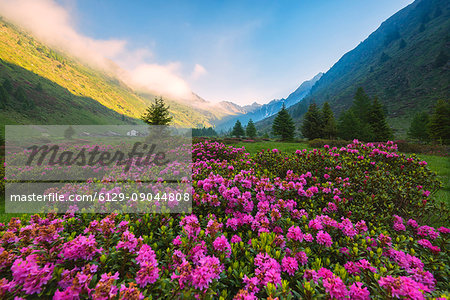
(215, 72, 323, 130)
(257, 0, 449, 137)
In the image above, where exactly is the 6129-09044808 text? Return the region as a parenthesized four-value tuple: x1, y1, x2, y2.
(9, 192, 191, 202)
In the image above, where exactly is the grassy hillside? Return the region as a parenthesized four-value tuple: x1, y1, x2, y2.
(0, 19, 221, 127)
(0, 59, 137, 125)
(260, 0, 449, 138)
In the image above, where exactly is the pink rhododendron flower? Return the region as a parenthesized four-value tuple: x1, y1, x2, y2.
(61, 234, 101, 261)
(379, 276, 430, 299)
(136, 261, 160, 288)
(117, 230, 142, 252)
(213, 235, 231, 257)
(286, 225, 303, 241)
(11, 255, 54, 295)
(349, 282, 370, 300)
(316, 230, 333, 247)
(231, 235, 242, 243)
(281, 256, 298, 276)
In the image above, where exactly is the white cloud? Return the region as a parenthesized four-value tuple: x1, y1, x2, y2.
(0, 0, 195, 100)
(121, 63, 192, 100)
(191, 64, 207, 80)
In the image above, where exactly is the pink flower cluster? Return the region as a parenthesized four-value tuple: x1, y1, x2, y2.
(304, 268, 370, 300)
(135, 244, 160, 288)
(379, 276, 430, 300)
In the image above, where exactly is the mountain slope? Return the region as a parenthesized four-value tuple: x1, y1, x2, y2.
(0, 19, 229, 127)
(0, 59, 135, 125)
(215, 73, 323, 131)
(276, 0, 450, 137)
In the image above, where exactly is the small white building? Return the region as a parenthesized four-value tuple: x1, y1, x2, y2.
(126, 129, 138, 136)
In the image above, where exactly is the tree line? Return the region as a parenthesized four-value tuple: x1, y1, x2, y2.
(140, 93, 448, 144)
(300, 88, 392, 141)
(408, 100, 450, 144)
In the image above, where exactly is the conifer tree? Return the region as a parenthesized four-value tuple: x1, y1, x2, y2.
(429, 100, 450, 144)
(246, 119, 257, 139)
(368, 97, 392, 141)
(300, 103, 322, 140)
(273, 103, 296, 141)
(338, 110, 362, 140)
(408, 112, 430, 142)
(64, 126, 76, 140)
(321, 102, 337, 139)
(141, 97, 173, 126)
(352, 87, 371, 122)
(231, 120, 245, 138)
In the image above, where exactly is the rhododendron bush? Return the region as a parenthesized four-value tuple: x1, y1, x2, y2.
(1, 140, 449, 299)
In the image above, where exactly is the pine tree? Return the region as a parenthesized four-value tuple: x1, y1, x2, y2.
(64, 126, 76, 140)
(321, 102, 337, 139)
(429, 100, 450, 144)
(300, 103, 322, 140)
(338, 110, 362, 140)
(141, 97, 173, 126)
(408, 112, 430, 142)
(398, 39, 406, 50)
(368, 97, 392, 141)
(231, 120, 245, 138)
(246, 119, 257, 139)
(0, 84, 8, 108)
(273, 103, 296, 141)
(352, 87, 371, 122)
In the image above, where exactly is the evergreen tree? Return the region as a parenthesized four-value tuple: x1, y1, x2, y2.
(273, 103, 296, 141)
(408, 112, 430, 142)
(338, 110, 363, 140)
(368, 97, 392, 141)
(192, 127, 217, 137)
(246, 119, 257, 139)
(64, 126, 76, 140)
(141, 97, 173, 126)
(429, 100, 450, 144)
(352, 87, 371, 122)
(398, 39, 407, 50)
(321, 102, 337, 139)
(231, 120, 245, 138)
(300, 103, 323, 140)
(0, 84, 8, 108)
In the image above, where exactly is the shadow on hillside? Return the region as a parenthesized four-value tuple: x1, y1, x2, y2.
(0, 59, 139, 127)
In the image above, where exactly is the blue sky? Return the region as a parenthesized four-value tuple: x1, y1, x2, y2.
(69, 0, 413, 105)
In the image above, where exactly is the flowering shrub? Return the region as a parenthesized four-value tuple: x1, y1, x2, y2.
(0, 140, 449, 299)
